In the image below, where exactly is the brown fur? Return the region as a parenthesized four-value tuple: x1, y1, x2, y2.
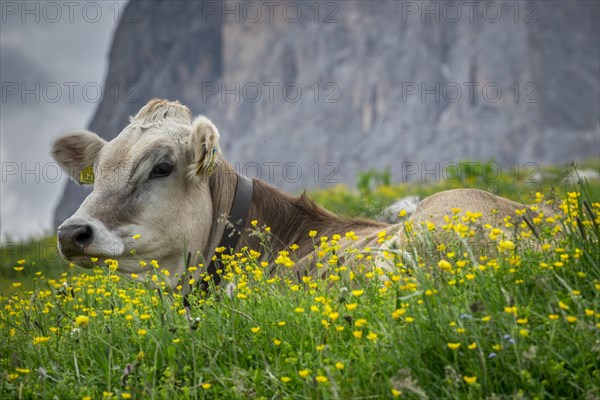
(244, 178, 387, 260)
(200, 160, 386, 265)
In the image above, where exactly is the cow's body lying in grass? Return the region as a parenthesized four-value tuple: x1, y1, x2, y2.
(52, 99, 552, 290)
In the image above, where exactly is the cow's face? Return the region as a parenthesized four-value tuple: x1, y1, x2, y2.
(52, 100, 221, 285)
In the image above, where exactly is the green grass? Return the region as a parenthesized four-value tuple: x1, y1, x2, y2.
(311, 159, 600, 218)
(1, 161, 599, 399)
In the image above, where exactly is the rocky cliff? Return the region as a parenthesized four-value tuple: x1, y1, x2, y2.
(54, 0, 600, 226)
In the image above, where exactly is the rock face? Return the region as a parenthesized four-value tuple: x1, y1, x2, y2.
(54, 0, 600, 227)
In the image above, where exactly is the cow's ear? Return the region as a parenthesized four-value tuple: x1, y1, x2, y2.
(51, 130, 106, 185)
(189, 116, 221, 176)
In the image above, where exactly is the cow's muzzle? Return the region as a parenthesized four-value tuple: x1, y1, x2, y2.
(57, 223, 94, 257)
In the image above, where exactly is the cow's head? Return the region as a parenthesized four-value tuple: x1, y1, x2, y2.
(52, 99, 222, 285)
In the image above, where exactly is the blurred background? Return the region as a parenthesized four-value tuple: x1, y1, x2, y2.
(1, 0, 599, 243)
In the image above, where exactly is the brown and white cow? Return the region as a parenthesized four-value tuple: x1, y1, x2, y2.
(52, 99, 550, 290)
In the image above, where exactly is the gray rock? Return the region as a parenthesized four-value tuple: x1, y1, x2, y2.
(562, 169, 600, 185)
(54, 0, 600, 227)
(379, 196, 421, 223)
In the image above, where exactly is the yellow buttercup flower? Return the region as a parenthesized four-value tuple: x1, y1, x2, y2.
(32, 336, 50, 345)
(498, 240, 515, 251)
(447, 343, 461, 350)
(438, 260, 452, 272)
(298, 369, 310, 378)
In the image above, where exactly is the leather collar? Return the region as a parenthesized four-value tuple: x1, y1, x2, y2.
(199, 173, 254, 292)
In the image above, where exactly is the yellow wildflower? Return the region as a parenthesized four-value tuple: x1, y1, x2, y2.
(438, 259, 452, 272)
(75, 315, 90, 326)
(298, 369, 310, 378)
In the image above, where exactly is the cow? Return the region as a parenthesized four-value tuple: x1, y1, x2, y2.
(52, 99, 553, 291)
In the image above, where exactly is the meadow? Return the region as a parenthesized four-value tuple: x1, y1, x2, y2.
(1, 160, 599, 399)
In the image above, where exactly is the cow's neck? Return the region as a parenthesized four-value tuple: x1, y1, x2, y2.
(243, 173, 387, 261)
(204, 161, 386, 266)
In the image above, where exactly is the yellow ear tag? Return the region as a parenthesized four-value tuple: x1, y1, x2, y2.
(79, 165, 95, 184)
(206, 147, 218, 175)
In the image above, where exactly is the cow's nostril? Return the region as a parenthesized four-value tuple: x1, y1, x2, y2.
(74, 225, 94, 247)
(58, 224, 94, 256)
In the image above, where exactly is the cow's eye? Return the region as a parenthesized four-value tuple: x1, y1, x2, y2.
(149, 163, 173, 179)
